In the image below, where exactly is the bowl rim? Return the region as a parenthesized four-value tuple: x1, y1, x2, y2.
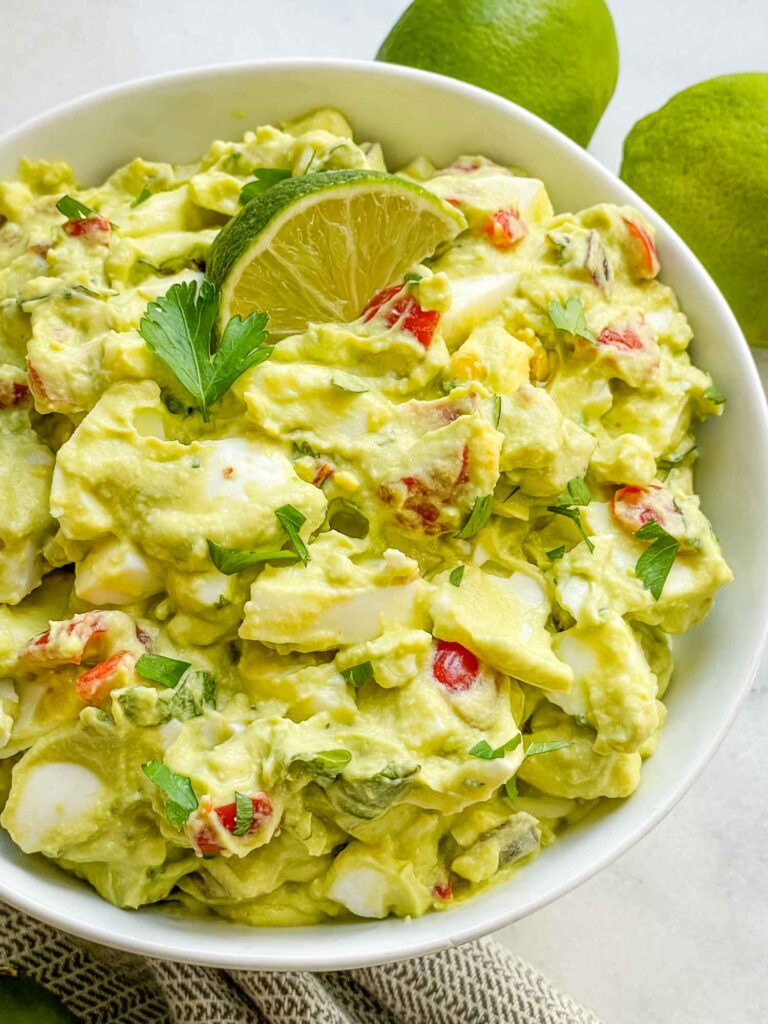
(1, 56, 767, 971)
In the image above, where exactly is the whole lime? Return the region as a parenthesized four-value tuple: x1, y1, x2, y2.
(621, 73, 768, 347)
(0, 975, 80, 1024)
(376, 0, 619, 146)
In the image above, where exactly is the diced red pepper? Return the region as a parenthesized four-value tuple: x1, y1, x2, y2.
(0, 380, 30, 408)
(433, 640, 479, 692)
(623, 218, 660, 279)
(362, 285, 440, 348)
(63, 215, 111, 242)
(597, 326, 646, 351)
(312, 462, 334, 487)
(76, 650, 136, 707)
(135, 625, 153, 648)
(456, 444, 470, 485)
(485, 208, 527, 250)
(432, 879, 453, 901)
(21, 611, 108, 667)
(611, 484, 682, 535)
(26, 362, 49, 404)
(193, 794, 273, 855)
(381, 443, 472, 534)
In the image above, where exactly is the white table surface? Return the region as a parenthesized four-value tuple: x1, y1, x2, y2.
(2, 1, 767, 1020)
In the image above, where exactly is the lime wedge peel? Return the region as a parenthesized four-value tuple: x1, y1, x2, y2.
(206, 169, 466, 338)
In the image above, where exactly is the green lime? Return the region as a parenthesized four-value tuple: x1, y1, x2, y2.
(0, 975, 80, 1024)
(376, 0, 619, 147)
(621, 73, 768, 347)
(207, 169, 465, 337)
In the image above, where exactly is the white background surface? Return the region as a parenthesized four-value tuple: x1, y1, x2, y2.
(2, 1, 767, 1021)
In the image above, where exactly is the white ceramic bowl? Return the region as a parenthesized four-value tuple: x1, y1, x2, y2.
(1, 59, 766, 971)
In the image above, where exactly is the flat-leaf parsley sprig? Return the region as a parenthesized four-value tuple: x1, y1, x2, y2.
(139, 279, 272, 421)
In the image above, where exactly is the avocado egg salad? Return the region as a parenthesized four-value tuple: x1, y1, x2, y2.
(0, 108, 731, 926)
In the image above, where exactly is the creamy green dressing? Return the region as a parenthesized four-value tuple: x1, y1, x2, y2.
(0, 109, 731, 924)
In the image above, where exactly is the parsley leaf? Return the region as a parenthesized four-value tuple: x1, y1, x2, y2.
(525, 740, 571, 757)
(457, 494, 493, 540)
(492, 394, 502, 428)
(292, 440, 319, 458)
(130, 186, 152, 208)
(139, 280, 272, 421)
(56, 195, 96, 220)
(449, 565, 465, 587)
(634, 520, 679, 600)
(469, 734, 522, 760)
(340, 661, 374, 686)
(135, 652, 190, 688)
(233, 792, 254, 837)
(207, 538, 299, 574)
(703, 385, 726, 405)
(657, 445, 697, 473)
(546, 504, 594, 552)
(546, 546, 565, 561)
(141, 760, 198, 830)
(207, 505, 309, 574)
(403, 271, 422, 284)
(239, 168, 292, 205)
(275, 504, 309, 565)
(548, 297, 595, 343)
(558, 477, 591, 506)
(504, 776, 518, 801)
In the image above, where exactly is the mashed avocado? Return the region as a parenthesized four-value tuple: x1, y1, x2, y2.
(0, 110, 731, 924)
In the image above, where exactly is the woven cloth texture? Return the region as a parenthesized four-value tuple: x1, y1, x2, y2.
(0, 900, 603, 1024)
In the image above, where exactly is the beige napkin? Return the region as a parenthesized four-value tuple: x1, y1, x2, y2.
(0, 900, 603, 1024)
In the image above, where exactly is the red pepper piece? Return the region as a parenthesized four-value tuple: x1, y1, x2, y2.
(485, 208, 527, 250)
(433, 640, 479, 692)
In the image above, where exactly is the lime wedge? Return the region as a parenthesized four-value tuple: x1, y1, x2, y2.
(206, 169, 466, 337)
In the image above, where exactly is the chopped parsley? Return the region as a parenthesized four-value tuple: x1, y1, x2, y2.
(525, 740, 571, 757)
(469, 734, 522, 760)
(546, 546, 565, 561)
(548, 297, 595, 343)
(135, 652, 190, 688)
(141, 761, 198, 830)
(492, 394, 502, 428)
(703, 385, 726, 405)
(274, 504, 309, 565)
(138, 280, 272, 421)
(238, 168, 292, 205)
(457, 494, 493, 540)
(232, 792, 254, 837)
(208, 504, 309, 574)
(130, 186, 152, 208)
(558, 476, 591, 507)
(292, 440, 319, 459)
(449, 565, 465, 587)
(56, 195, 95, 220)
(634, 520, 679, 600)
(504, 776, 518, 801)
(546, 504, 594, 553)
(340, 661, 374, 686)
(207, 539, 300, 574)
(403, 271, 422, 284)
(657, 445, 697, 473)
